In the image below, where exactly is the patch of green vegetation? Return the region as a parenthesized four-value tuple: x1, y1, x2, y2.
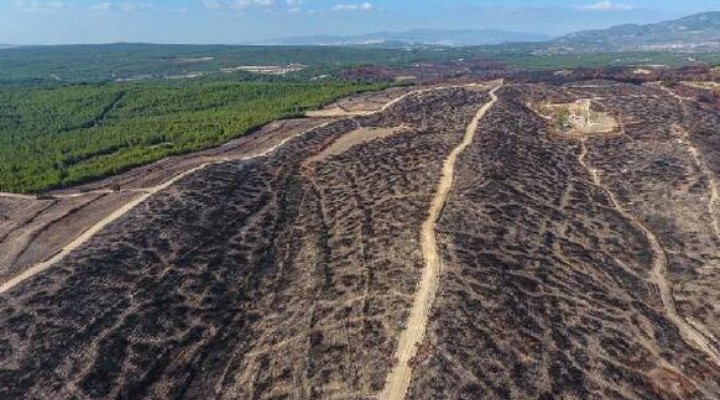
(0, 77, 387, 193)
(553, 106, 571, 131)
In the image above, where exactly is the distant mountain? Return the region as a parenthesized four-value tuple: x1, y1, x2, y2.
(547, 12, 720, 53)
(260, 29, 551, 46)
(0, 44, 17, 50)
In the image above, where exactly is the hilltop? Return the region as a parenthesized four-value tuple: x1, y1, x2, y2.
(548, 12, 720, 53)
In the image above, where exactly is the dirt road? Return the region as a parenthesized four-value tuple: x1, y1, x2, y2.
(0, 160, 218, 295)
(379, 83, 502, 400)
(307, 83, 490, 118)
(578, 139, 720, 367)
(0, 120, 344, 295)
(0, 84, 486, 296)
(679, 133, 720, 242)
(0, 192, 34, 200)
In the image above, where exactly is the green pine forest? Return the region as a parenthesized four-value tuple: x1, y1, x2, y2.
(0, 78, 386, 193)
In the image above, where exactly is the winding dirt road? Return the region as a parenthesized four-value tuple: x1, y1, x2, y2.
(577, 139, 720, 367)
(0, 118, 340, 295)
(379, 82, 502, 400)
(679, 133, 720, 242)
(0, 83, 489, 297)
(0, 161, 221, 295)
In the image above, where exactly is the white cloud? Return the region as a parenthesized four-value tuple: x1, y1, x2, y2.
(231, 0, 274, 8)
(202, 0, 221, 8)
(333, 2, 373, 12)
(201, 0, 278, 10)
(89, 1, 156, 13)
(91, 2, 113, 11)
(120, 2, 155, 12)
(13, 0, 67, 12)
(581, 1, 633, 11)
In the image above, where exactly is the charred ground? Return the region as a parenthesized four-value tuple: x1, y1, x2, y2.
(1, 78, 719, 400)
(0, 87, 490, 399)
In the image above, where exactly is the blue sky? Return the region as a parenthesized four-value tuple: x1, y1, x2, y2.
(1, 0, 718, 44)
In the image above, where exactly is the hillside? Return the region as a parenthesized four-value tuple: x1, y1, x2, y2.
(2, 78, 720, 399)
(548, 12, 720, 53)
(261, 29, 551, 46)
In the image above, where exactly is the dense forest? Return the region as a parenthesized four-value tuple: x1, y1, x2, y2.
(0, 77, 386, 193)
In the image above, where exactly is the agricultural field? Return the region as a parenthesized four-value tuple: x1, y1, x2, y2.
(0, 75, 719, 400)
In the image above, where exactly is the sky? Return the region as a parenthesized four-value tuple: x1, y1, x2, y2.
(0, 0, 718, 45)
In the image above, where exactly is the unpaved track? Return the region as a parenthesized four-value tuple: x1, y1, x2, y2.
(379, 83, 502, 400)
(0, 84, 487, 296)
(0, 192, 34, 200)
(578, 139, 720, 367)
(0, 119, 343, 295)
(678, 129, 720, 242)
(0, 161, 217, 295)
(307, 83, 490, 118)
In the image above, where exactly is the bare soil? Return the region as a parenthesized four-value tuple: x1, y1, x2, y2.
(306, 125, 409, 164)
(0, 191, 141, 286)
(306, 87, 418, 117)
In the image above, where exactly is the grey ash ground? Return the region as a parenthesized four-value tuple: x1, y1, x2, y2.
(408, 83, 720, 399)
(0, 87, 488, 399)
(1, 81, 719, 400)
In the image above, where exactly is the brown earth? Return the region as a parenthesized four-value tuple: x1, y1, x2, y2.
(305, 86, 418, 118)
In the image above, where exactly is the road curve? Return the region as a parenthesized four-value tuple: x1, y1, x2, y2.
(379, 82, 502, 400)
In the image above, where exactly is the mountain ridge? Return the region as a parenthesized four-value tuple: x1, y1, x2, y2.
(546, 11, 720, 53)
(258, 28, 551, 46)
